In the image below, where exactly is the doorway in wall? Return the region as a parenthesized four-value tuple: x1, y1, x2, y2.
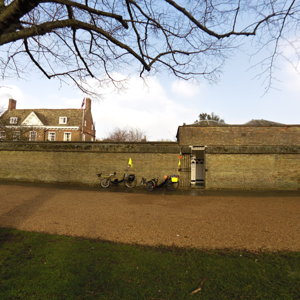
(190, 146, 205, 187)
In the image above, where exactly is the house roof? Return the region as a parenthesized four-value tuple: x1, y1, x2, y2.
(183, 119, 288, 127)
(176, 119, 296, 140)
(244, 119, 285, 126)
(0, 109, 83, 126)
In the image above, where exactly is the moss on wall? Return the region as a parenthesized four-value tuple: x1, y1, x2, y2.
(0, 141, 180, 153)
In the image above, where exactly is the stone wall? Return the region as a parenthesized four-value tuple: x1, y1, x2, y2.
(0, 142, 299, 190)
(205, 153, 300, 190)
(0, 142, 180, 186)
(180, 146, 300, 190)
(204, 146, 300, 190)
(177, 125, 300, 146)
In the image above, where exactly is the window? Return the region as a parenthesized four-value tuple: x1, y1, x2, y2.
(0, 131, 5, 140)
(10, 117, 18, 124)
(13, 131, 20, 141)
(29, 131, 37, 141)
(48, 132, 56, 141)
(84, 120, 87, 126)
(63, 132, 72, 141)
(59, 116, 68, 124)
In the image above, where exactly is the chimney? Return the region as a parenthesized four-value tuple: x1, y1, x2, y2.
(85, 98, 91, 111)
(8, 99, 16, 110)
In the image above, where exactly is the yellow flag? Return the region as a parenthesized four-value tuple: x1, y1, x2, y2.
(128, 158, 133, 168)
(178, 159, 181, 167)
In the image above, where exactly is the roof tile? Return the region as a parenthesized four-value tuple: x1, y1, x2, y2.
(1, 109, 83, 126)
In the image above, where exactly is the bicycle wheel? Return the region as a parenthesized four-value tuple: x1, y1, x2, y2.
(100, 178, 110, 188)
(166, 181, 179, 191)
(125, 178, 137, 188)
(146, 181, 155, 192)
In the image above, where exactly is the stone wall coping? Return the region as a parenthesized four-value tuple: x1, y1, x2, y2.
(0, 141, 180, 153)
(180, 145, 300, 154)
(1, 142, 299, 154)
(178, 124, 300, 128)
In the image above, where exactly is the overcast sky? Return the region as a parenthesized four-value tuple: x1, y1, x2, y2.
(0, 48, 299, 141)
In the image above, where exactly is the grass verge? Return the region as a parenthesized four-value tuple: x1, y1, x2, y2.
(0, 227, 299, 300)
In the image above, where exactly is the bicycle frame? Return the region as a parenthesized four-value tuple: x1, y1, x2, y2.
(144, 175, 179, 191)
(97, 172, 136, 188)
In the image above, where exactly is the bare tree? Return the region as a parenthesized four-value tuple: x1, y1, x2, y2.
(0, 1, 299, 93)
(102, 127, 146, 142)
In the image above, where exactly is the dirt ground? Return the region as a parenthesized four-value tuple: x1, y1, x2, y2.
(0, 183, 299, 251)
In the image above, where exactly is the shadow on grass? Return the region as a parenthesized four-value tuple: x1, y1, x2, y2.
(0, 227, 300, 300)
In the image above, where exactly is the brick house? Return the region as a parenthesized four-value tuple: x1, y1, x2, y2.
(0, 98, 96, 142)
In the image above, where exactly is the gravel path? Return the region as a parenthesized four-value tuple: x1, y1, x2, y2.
(0, 183, 299, 251)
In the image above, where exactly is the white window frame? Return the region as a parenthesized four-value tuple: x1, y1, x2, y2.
(59, 116, 68, 125)
(29, 131, 37, 141)
(0, 131, 6, 140)
(48, 132, 56, 141)
(63, 132, 72, 141)
(10, 117, 18, 124)
(13, 131, 20, 141)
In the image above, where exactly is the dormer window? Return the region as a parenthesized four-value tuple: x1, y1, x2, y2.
(59, 116, 68, 124)
(10, 117, 18, 124)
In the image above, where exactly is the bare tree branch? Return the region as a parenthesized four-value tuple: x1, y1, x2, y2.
(0, 0, 299, 94)
(103, 127, 147, 142)
(0, 19, 151, 70)
(43, 0, 129, 29)
(24, 37, 51, 78)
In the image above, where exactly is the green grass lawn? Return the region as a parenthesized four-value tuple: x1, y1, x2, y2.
(0, 228, 299, 300)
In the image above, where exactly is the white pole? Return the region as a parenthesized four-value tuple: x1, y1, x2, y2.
(81, 98, 85, 140)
